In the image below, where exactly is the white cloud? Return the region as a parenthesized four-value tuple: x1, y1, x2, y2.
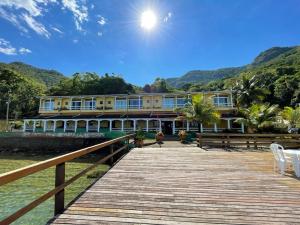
(0, 38, 32, 55)
(19, 47, 32, 54)
(51, 26, 63, 34)
(0, 8, 28, 33)
(73, 39, 78, 43)
(0, 0, 88, 36)
(0, 38, 17, 55)
(97, 15, 106, 26)
(61, 0, 88, 31)
(22, 13, 50, 38)
(164, 12, 172, 22)
(97, 31, 102, 36)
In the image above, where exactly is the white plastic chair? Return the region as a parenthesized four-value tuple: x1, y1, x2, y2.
(270, 143, 292, 175)
(292, 154, 300, 178)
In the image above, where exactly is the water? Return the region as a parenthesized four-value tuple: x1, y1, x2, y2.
(0, 154, 109, 225)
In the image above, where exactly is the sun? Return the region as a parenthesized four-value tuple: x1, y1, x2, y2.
(140, 10, 157, 30)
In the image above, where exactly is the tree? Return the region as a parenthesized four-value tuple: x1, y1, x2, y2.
(235, 104, 279, 133)
(233, 74, 270, 108)
(278, 106, 300, 132)
(0, 68, 44, 118)
(175, 94, 220, 132)
(143, 84, 152, 93)
(48, 73, 135, 95)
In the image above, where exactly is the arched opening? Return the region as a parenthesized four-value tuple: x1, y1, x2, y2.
(88, 120, 98, 132)
(66, 120, 76, 132)
(136, 120, 146, 131)
(100, 120, 110, 132)
(76, 120, 87, 133)
(56, 120, 65, 133)
(112, 120, 122, 131)
(148, 119, 159, 132)
(124, 120, 134, 132)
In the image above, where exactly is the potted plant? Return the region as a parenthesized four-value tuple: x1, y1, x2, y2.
(155, 131, 164, 143)
(134, 129, 145, 148)
(178, 130, 187, 143)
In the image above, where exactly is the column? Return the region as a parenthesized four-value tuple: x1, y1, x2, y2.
(159, 120, 162, 131)
(200, 123, 203, 133)
(138, 96, 141, 109)
(217, 93, 220, 106)
(109, 120, 112, 131)
(227, 119, 231, 129)
(187, 121, 190, 131)
(146, 120, 149, 132)
(63, 120, 67, 132)
(172, 120, 175, 134)
(43, 120, 47, 132)
(33, 120, 36, 132)
(53, 120, 57, 132)
(39, 98, 42, 111)
(230, 90, 234, 108)
(121, 120, 124, 131)
(133, 120, 136, 131)
(75, 120, 78, 133)
(23, 120, 26, 132)
(86, 120, 89, 132)
(214, 123, 218, 133)
(241, 122, 245, 133)
(97, 120, 100, 132)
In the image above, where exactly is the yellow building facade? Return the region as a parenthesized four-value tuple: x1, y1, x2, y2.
(24, 91, 244, 134)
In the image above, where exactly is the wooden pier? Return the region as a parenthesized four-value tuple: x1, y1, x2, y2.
(50, 147, 300, 225)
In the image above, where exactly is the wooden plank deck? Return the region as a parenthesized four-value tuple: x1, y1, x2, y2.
(50, 147, 300, 225)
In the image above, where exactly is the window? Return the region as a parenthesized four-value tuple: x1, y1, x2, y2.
(65, 102, 68, 105)
(115, 99, 127, 109)
(71, 101, 81, 110)
(163, 97, 175, 108)
(84, 100, 96, 110)
(214, 97, 229, 106)
(57, 102, 60, 106)
(43, 100, 54, 111)
(107, 101, 111, 104)
(128, 99, 142, 109)
(99, 101, 103, 104)
(176, 98, 186, 107)
(147, 100, 150, 103)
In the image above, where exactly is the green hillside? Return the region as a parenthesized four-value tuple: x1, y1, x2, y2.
(0, 62, 65, 87)
(166, 67, 244, 88)
(189, 46, 300, 107)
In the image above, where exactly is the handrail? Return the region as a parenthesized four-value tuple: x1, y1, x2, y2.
(0, 133, 134, 224)
(196, 133, 300, 149)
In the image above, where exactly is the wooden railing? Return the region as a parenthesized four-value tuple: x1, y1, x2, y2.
(197, 133, 300, 149)
(0, 134, 134, 224)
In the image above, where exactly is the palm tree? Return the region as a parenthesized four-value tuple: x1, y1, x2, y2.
(233, 74, 270, 108)
(175, 94, 220, 132)
(235, 103, 279, 133)
(278, 106, 300, 133)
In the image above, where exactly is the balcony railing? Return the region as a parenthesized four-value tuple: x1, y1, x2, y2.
(214, 103, 233, 107)
(39, 107, 55, 111)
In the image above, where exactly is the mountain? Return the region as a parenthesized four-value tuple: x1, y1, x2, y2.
(0, 61, 65, 87)
(251, 47, 295, 66)
(165, 46, 299, 88)
(166, 67, 244, 88)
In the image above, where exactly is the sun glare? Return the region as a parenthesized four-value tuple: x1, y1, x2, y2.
(140, 10, 157, 30)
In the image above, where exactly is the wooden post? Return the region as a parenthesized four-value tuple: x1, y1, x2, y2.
(55, 163, 65, 215)
(110, 144, 114, 166)
(254, 137, 258, 149)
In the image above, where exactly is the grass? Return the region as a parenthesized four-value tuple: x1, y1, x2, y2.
(0, 153, 109, 225)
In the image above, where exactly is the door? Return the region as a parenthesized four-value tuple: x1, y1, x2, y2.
(162, 121, 173, 135)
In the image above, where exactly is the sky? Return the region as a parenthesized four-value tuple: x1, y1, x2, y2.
(0, 0, 300, 86)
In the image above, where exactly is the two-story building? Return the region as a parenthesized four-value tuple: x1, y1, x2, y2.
(23, 91, 245, 134)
